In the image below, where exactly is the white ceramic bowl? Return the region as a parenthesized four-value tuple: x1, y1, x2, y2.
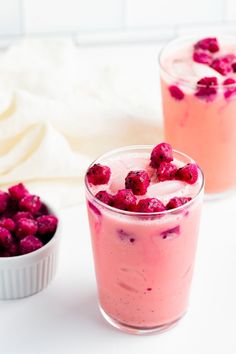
(0, 205, 61, 300)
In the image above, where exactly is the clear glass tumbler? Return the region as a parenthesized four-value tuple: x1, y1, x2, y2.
(159, 35, 236, 198)
(85, 146, 204, 334)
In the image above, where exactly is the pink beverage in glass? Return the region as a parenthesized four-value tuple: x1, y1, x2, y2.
(159, 36, 236, 196)
(85, 144, 204, 334)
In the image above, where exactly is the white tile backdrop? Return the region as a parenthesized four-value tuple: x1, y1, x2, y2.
(23, 0, 124, 33)
(125, 0, 223, 27)
(0, 0, 22, 35)
(0, 0, 236, 42)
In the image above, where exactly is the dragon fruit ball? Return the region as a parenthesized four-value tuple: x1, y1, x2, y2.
(0, 183, 58, 257)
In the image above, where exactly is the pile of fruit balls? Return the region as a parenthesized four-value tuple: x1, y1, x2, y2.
(0, 183, 58, 257)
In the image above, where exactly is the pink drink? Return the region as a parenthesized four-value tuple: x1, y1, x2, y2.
(85, 146, 204, 334)
(160, 36, 236, 196)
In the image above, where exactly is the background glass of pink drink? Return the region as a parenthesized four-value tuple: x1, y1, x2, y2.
(159, 36, 236, 197)
(85, 146, 204, 334)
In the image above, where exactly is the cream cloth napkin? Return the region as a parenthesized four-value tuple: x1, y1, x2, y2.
(0, 38, 162, 208)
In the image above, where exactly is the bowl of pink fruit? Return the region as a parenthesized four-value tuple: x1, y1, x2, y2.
(0, 183, 59, 300)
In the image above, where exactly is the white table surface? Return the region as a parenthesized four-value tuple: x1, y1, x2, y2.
(0, 40, 236, 353)
(0, 194, 236, 354)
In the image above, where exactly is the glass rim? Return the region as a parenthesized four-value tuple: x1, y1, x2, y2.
(85, 145, 205, 217)
(158, 34, 236, 90)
